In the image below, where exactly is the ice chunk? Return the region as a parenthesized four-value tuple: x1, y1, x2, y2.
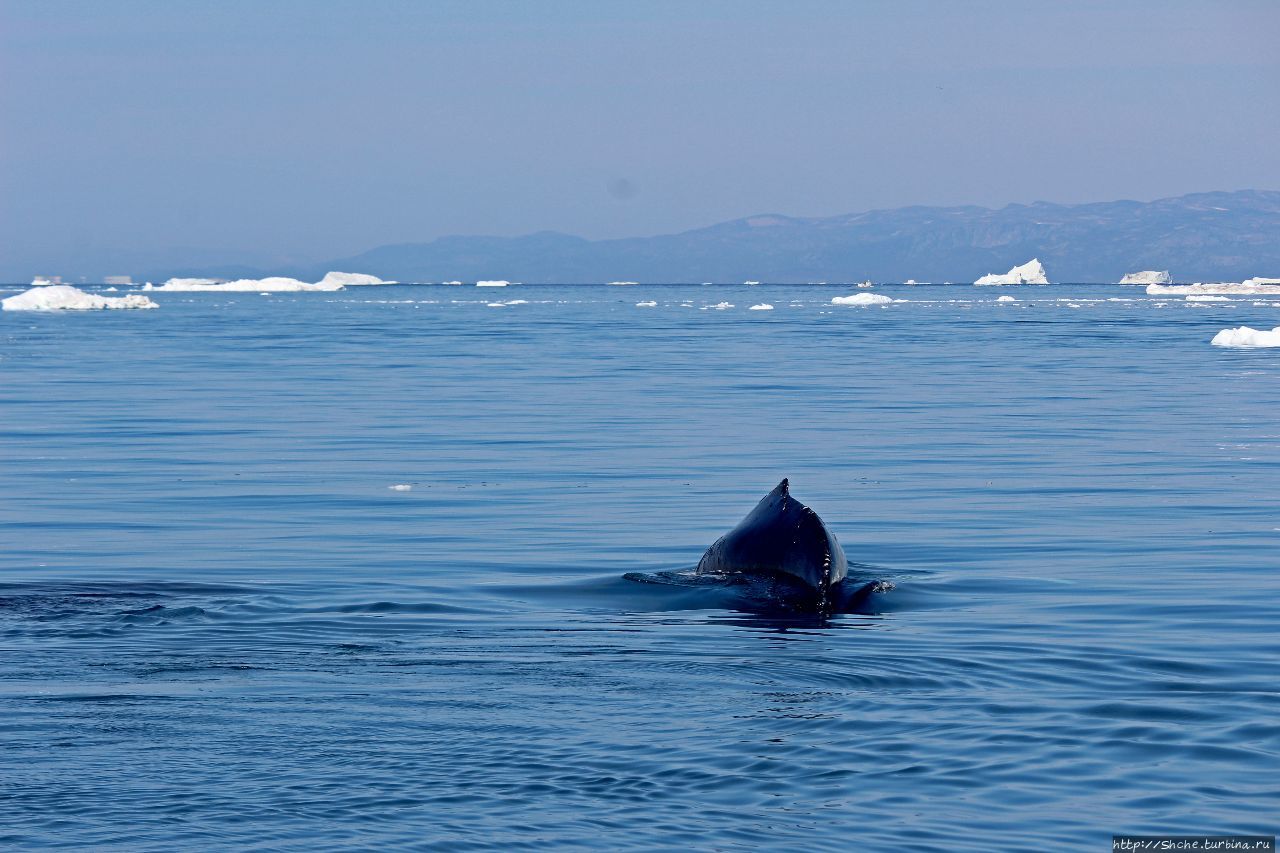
(1186, 295, 1231, 302)
(635, 301, 657, 307)
(389, 484, 413, 491)
(974, 259, 1050, 286)
(608, 281, 639, 286)
(318, 271, 391, 287)
(743, 281, 760, 286)
(147, 276, 344, 292)
(2, 284, 157, 311)
(476, 280, 509, 287)
(1119, 270, 1171, 285)
(749, 303, 774, 310)
(1148, 281, 1280, 295)
(1211, 326, 1280, 348)
(832, 293, 891, 306)
(996, 295, 1017, 303)
(857, 280, 874, 288)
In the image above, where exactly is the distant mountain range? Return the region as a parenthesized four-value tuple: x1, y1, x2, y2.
(18, 190, 1280, 284)
(300, 190, 1280, 284)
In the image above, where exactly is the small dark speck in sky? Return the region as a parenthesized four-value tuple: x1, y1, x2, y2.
(608, 178, 638, 201)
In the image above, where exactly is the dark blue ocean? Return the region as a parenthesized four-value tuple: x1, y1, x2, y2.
(2, 283, 1277, 850)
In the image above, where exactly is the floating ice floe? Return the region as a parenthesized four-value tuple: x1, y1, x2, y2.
(144, 272, 383, 292)
(476, 280, 509, 287)
(974, 259, 1050, 286)
(1211, 326, 1280, 348)
(996, 295, 1017, 303)
(608, 281, 639, 286)
(701, 302, 734, 310)
(857, 280, 874, 288)
(1186, 295, 1231, 302)
(832, 293, 891, 306)
(389, 484, 413, 491)
(749, 303, 774, 310)
(318, 271, 392, 287)
(743, 281, 760, 286)
(1120, 270, 1171, 285)
(2, 284, 157, 311)
(1148, 280, 1280, 295)
(635, 301, 657, 307)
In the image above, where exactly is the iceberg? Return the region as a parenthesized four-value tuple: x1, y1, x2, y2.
(144, 273, 374, 292)
(1119, 270, 1171, 285)
(974, 259, 1050, 286)
(1147, 281, 1280, 295)
(318, 271, 392, 287)
(749, 303, 774, 310)
(635, 301, 657, 307)
(2, 284, 157, 311)
(476, 280, 509, 287)
(832, 293, 891, 306)
(996, 295, 1017, 302)
(1211, 326, 1280, 348)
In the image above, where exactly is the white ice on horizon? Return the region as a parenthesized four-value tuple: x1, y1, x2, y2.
(389, 484, 413, 491)
(1148, 281, 1280, 295)
(996, 295, 1017, 302)
(1120, 270, 1171, 285)
(476, 280, 509, 287)
(318, 271, 392, 287)
(832, 292, 891, 306)
(749, 303, 774, 310)
(145, 271, 386, 292)
(2, 284, 158, 311)
(1211, 326, 1280, 348)
(974, 259, 1050, 286)
(635, 301, 657, 307)
(1186, 295, 1231, 302)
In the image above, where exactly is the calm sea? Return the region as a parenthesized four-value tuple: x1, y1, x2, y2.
(2, 283, 1277, 850)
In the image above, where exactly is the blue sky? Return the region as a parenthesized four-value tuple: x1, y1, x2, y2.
(2, 0, 1277, 271)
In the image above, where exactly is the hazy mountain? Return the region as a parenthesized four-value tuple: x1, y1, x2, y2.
(12, 190, 1277, 284)
(305, 190, 1280, 284)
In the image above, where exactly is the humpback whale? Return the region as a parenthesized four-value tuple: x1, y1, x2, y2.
(697, 479, 848, 611)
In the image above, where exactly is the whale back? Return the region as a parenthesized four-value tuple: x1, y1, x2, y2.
(697, 479, 848, 608)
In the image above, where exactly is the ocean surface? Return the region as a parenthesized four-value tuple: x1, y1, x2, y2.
(2, 283, 1277, 850)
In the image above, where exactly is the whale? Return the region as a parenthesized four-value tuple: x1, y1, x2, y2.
(697, 479, 848, 611)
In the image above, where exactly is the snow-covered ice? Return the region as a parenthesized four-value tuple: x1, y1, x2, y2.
(476, 280, 509, 287)
(1211, 326, 1280, 348)
(389, 484, 413, 491)
(749, 303, 774, 310)
(2, 285, 158, 311)
(635, 301, 657, 307)
(996, 295, 1017, 303)
(1148, 281, 1280, 295)
(832, 293, 891, 306)
(1120, 270, 1171, 285)
(974, 259, 1050, 286)
(319, 271, 392, 287)
(145, 273, 375, 292)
